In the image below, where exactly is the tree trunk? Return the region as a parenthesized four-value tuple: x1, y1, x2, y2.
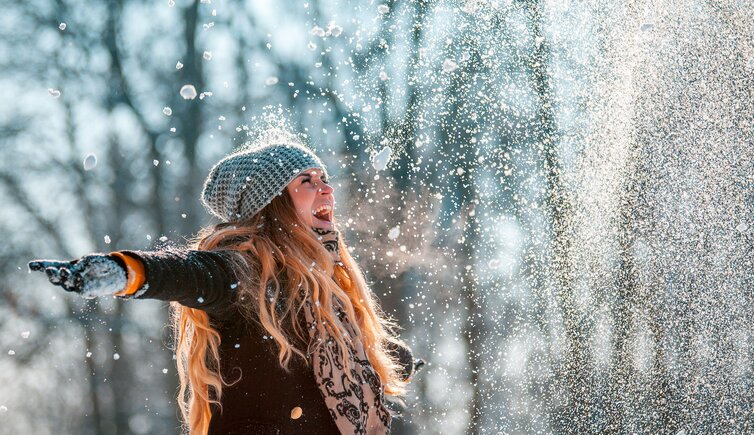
(525, 0, 590, 430)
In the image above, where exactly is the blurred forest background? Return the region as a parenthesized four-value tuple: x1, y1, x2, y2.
(1, 0, 752, 433)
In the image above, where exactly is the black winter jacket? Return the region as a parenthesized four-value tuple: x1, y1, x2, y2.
(117, 248, 413, 435)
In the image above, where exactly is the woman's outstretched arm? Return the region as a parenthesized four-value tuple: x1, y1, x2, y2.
(29, 248, 244, 320)
(112, 249, 242, 319)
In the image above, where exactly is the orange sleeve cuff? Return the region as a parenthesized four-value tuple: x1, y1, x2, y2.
(110, 252, 146, 297)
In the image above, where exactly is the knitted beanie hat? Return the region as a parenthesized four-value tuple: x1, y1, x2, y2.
(201, 142, 329, 223)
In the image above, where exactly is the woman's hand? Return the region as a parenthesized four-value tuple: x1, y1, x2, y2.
(28, 254, 128, 299)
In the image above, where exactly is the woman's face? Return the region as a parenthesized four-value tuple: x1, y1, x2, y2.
(286, 167, 335, 230)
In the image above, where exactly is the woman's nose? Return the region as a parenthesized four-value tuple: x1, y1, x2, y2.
(317, 182, 334, 194)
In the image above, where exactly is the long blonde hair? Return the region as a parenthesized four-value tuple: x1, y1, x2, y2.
(171, 188, 409, 435)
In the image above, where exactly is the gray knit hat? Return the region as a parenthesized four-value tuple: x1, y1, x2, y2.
(201, 142, 329, 222)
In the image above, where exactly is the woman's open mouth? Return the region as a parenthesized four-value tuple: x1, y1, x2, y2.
(312, 204, 333, 223)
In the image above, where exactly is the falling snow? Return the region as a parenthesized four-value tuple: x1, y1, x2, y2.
(371, 146, 392, 171)
(83, 154, 97, 170)
(179, 84, 197, 100)
(441, 58, 458, 73)
(388, 225, 400, 240)
(5, 0, 752, 433)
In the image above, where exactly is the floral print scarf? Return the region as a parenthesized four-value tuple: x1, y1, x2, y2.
(303, 226, 391, 434)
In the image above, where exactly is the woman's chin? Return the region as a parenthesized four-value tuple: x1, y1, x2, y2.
(312, 216, 334, 230)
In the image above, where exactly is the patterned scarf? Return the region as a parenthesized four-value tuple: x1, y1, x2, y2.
(303, 226, 391, 434)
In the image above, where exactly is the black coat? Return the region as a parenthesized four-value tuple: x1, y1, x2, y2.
(117, 248, 413, 434)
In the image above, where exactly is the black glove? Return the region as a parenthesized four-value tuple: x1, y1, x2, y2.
(28, 254, 128, 299)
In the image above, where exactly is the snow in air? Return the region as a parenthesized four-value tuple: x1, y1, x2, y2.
(179, 84, 197, 100)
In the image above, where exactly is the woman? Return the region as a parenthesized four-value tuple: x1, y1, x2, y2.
(29, 140, 420, 435)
